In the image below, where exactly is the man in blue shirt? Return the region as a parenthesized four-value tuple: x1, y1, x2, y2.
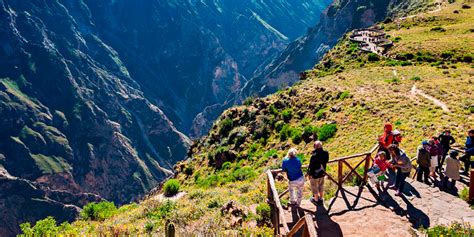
(282, 148, 304, 207)
(461, 130, 474, 175)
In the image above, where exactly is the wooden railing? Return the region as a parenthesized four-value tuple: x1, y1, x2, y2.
(266, 144, 380, 236)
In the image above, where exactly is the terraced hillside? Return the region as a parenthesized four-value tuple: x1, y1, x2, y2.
(18, 1, 473, 236)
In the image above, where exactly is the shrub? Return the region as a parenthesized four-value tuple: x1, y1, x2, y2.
(430, 26, 446, 32)
(256, 203, 271, 222)
(400, 61, 413, 66)
(80, 201, 117, 221)
(385, 78, 401, 84)
(459, 187, 469, 202)
(318, 124, 337, 141)
(339, 91, 351, 100)
(163, 179, 180, 196)
(281, 108, 293, 122)
(462, 54, 473, 63)
(243, 96, 255, 106)
(424, 222, 472, 236)
(149, 200, 177, 219)
(367, 53, 379, 62)
(274, 121, 285, 132)
(279, 124, 291, 141)
(20, 217, 59, 236)
(232, 167, 256, 181)
(410, 76, 422, 81)
(219, 118, 234, 136)
(462, 4, 471, 9)
(207, 199, 221, 208)
(393, 36, 402, 43)
(315, 109, 325, 120)
(290, 128, 303, 144)
(184, 167, 194, 176)
(303, 125, 318, 141)
(144, 221, 155, 233)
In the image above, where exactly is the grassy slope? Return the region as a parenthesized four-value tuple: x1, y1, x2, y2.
(22, 1, 473, 235)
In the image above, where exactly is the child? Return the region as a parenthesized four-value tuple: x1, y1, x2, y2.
(443, 151, 460, 190)
(368, 151, 391, 188)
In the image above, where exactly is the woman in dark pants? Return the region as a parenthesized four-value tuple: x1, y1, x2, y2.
(388, 144, 412, 196)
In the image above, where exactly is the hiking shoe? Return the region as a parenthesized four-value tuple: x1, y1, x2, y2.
(424, 181, 432, 186)
(388, 185, 397, 190)
(394, 191, 403, 197)
(310, 197, 318, 206)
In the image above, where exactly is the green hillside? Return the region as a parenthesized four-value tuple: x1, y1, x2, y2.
(18, 1, 473, 236)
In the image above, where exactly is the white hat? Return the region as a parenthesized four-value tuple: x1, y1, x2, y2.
(392, 129, 401, 136)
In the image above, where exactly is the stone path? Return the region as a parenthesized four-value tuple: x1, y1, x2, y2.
(281, 174, 473, 236)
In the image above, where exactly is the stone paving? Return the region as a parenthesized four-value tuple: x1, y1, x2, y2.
(281, 174, 474, 236)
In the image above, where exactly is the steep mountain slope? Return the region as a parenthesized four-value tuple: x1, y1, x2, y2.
(240, 0, 437, 97)
(0, 0, 332, 236)
(83, 0, 332, 137)
(20, 1, 472, 235)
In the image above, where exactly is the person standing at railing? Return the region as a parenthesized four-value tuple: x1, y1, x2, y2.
(438, 129, 456, 172)
(460, 130, 474, 176)
(428, 138, 441, 178)
(442, 151, 460, 191)
(307, 141, 329, 206)
(388, 144, 412, 197)
(416, 141, 431, 185)
(282, 148, 304, 207)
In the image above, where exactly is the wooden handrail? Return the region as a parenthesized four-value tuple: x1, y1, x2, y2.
(266, 170, 290, 234)
(287, 215, 318, 237)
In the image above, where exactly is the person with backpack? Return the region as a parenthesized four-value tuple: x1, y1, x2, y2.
(438, 130, 455, 172)
(460, 130, 474, 175)
(307, 141, 329, 205)
(443, 151, 461, 191)
(416, 141, 431, 185)
(388, 144, 412, 196)
(282, 148, 304, 207)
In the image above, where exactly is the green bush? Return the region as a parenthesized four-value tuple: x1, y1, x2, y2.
(243, 96, 255, 106)
(367, 53, 379, 62)
(318, 124, 337, 141)
(400, 61, 413, 66)
(281, 108, 293, 122)
(279, 124, 291, 141)
(410, 76, 422, 81)
(80, 201, 117, 221)
(459, 187, 469, 202)
(146, 200, 177, 220)
(20, 217, 59, 236)
(385, 78, 401, 84)
(207, 199, 221, 208)
(424, 222, 473, 236)
(274, 120, 286, 132)
(231, 167, 256, 181)
(290, 128, 303, 144)
(339, 91, 351, 100)
(256, 203, 271, 222)
(219, 118, 234, 136)
(163, 179, 180, 196)
(315, 109, 326, 120)
(144, 221, 155, 233)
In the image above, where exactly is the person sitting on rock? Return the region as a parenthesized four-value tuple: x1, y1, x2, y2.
(442, 151, 460, 191)
(388, 144, 412, 196)
(416, 141, 431, 185)
(369, 151, 391, 189)
(282, 148, 304, 207)
(307, 141, 329, 205)
(460, 129, 474, 176)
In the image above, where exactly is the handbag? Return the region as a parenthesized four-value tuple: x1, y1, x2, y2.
(313, 164, 325, 177)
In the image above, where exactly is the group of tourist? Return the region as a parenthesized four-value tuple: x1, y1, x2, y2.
(281, 123, 474, 207)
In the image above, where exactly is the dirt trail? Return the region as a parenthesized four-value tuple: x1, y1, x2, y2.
(411, 84, 450, 112)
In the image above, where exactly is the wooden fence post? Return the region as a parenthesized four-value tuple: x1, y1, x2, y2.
(363, 154, 371, 183)
(338, 160, 343, 188)
(469, 169, 474, 203)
